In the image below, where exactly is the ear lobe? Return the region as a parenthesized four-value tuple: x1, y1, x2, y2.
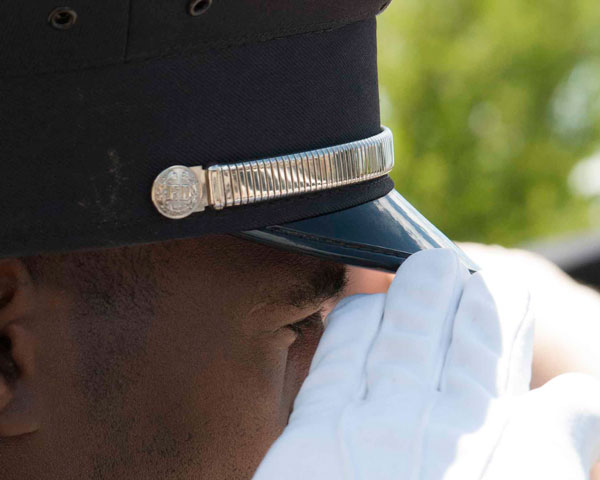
(0, 260, 40, 437)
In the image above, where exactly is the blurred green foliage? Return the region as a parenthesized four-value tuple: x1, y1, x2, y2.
(377, 0, 600, 245)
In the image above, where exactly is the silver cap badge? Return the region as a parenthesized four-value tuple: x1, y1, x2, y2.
(151, 165, 203, 219)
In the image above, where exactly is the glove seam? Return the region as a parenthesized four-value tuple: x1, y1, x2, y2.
(434, 253, 466, 391)
(477, 402, 515, 479)
(413, 394, 441, 480)
(417, 253, 466, 479)
(337, 403, 357, 480)
(502, 292, 533, 394)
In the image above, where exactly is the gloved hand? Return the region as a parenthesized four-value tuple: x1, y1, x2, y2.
(459, 242, 600, 388)
(252, 248, 600, 480)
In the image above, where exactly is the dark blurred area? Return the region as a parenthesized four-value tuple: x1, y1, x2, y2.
(528, 230, 600, 289)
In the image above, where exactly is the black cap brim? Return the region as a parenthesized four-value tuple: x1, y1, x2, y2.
(238, 189, 478, 273)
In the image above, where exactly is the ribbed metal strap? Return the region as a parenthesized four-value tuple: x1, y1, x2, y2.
(206, 127, 394, 210)
(151, 126, 394, 219)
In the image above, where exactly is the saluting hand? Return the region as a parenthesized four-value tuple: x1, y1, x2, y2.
(253, 248, 600, 480)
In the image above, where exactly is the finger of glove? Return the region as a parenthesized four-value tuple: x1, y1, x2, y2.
(482, 374, 600, 480)
(291, 293, 385, 417)
(441, 270, 533, 400)
(366, 248, 470, 399)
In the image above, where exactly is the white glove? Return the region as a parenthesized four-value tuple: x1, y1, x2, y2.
(460, 242, 600, 388)
(252, 248, 600, 480)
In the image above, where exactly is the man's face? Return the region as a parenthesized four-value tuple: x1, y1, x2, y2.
(0, 235, 348, 480)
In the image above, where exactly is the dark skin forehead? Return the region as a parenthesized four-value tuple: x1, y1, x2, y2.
(24, 235, 347, 310)
(5, 235, 348, 479)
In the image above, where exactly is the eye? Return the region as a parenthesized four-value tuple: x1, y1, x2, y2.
(287, 311, 324, 339)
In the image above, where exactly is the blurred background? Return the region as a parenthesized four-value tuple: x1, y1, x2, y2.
(377, 0, 600, 246)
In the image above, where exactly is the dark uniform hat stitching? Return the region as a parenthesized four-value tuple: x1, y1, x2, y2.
(262, 227, 412, 259)
(3, 15, 378, 78)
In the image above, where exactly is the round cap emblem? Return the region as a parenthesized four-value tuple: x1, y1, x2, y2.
(152, 166, 201, 219)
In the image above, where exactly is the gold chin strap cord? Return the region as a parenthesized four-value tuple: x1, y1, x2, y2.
(151, 126, 394, 220)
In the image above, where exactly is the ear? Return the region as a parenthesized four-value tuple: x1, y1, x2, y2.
(0, 259, 39, 437)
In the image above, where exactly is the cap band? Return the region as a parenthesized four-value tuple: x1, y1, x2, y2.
(152, 126, 394, 219)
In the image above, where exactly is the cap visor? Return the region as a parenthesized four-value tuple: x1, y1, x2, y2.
(238, 189, 478, 273)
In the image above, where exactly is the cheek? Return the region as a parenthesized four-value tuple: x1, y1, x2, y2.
(87, 315, 298, 480)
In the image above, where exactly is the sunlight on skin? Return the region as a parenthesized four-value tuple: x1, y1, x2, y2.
(319, 266, 394, 328)
(345, 266, 394, 297)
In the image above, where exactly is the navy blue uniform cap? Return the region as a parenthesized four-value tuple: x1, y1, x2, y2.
(0, 0, 475, 271)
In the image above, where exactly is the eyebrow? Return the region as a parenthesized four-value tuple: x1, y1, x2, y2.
(282, 262, 349, 308)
